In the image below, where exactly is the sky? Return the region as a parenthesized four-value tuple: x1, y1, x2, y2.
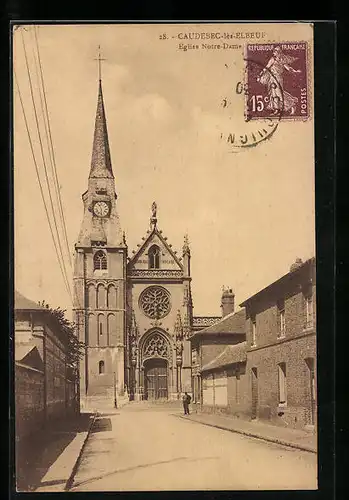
(13, 23, 315, 319)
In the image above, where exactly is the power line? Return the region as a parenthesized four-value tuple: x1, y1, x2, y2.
(20, 29, 73, 301)
(31, 27, 85, 318)
(33, 26, 73, 269)
(14, 69, 73, 302)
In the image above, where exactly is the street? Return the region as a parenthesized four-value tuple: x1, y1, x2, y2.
(70, 404, 317, 491)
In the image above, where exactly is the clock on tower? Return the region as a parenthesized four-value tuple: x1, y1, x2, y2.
(93, 201, 110, 217)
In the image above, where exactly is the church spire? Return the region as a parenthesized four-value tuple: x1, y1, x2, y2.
(89, 76, 114, 179)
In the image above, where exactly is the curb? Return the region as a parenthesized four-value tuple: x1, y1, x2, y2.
(64, 413, 97, 491)
(178, 415, 317, 454)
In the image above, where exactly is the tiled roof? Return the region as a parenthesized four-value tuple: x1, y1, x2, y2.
(191, 309, 245, 337)
(15, 290, 44, 311)
(15, 344, 36, 362)
(202, 341, 247, 371)
(240, 257, 316, 306)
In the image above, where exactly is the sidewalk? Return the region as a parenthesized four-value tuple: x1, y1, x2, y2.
(16, 412, 95, 492)
(178, 410, 317, 453)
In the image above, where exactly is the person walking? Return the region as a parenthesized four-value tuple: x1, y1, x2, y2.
(182, 392, 191, 415)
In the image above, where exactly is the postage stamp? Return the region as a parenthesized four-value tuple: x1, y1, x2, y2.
(245, 42, 310, 121)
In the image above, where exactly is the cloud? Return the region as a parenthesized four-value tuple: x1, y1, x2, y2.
(130, 93, 173, 124)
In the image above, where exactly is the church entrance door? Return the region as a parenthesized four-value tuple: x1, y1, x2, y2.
(144, 358, 168, 400)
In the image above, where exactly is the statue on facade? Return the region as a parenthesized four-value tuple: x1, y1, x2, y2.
(131, 340, 137, 360)
(176, 339, 183, 356)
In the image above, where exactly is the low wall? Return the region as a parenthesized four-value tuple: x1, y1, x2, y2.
(15, 364, 45, 440)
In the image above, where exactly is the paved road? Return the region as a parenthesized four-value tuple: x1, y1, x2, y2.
(71, 406, 317, 491)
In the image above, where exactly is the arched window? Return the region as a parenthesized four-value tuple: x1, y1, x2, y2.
(88, 313, 95, 343)
(98, 360, 105, 374)
(87, 284, 95, 308)
(96, 284, 106, 309)
(148, 245, 160, 269)
(107, 313, 116, 345)
(94, 251, 107, 271)
(107, 285, 117, 309)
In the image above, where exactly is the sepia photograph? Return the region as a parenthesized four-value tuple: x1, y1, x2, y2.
(13, 22, 317, 492)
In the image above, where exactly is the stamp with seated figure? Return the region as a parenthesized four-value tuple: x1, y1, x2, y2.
(245, 42, 310, 121)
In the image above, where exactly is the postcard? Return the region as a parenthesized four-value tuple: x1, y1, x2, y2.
(13, 22, 317, 492)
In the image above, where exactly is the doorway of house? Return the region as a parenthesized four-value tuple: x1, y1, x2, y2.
(251, 367, 258, 420)
(144, 358, 168, 400)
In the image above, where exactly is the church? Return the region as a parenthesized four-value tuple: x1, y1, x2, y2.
(73, 78, 199, 407)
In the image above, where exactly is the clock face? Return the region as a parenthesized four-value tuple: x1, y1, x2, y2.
(93, 201, 109, 217)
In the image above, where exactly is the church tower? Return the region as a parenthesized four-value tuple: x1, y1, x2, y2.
(73, 77, 127, 409)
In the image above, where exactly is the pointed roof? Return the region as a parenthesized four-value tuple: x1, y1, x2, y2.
(128, 225, 184, 270)
(183, 234, 190, 256)
(89, 80, 114, 179)
(130, 311, 139, 337)
(15, 344, 44, 372)
(174, 310, 183, 338)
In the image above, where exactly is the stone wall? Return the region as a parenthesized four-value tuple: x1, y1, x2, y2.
(15, 364, 44, 440)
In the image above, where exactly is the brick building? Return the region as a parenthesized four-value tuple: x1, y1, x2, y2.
(240, 257, 317, 430)
(14, 291, 79, 439)
(190, 288, 246, 407)
(190, 258, 317, 431)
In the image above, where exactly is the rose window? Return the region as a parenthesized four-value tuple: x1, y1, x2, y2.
(143, 334, 168, 358)
(139, 286, 171, 319)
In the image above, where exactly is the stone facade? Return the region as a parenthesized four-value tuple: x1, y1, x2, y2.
(126, 229, 193, 401)
(74, 81, 194, 407)
(15, 291, 79, 438)
(15, 361, 45, 440)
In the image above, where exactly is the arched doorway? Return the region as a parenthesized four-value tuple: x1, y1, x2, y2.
(144, 358, 168, 400)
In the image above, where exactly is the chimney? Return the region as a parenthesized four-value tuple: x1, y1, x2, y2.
(289, 257, 304, 273)
(221, 287, 235, 317)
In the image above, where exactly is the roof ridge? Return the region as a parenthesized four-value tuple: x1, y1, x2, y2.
(202, 341, 247, 371)
(15, 290, 45, 311)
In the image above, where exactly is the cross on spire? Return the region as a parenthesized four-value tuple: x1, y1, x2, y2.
(94, 45, 106, 81)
